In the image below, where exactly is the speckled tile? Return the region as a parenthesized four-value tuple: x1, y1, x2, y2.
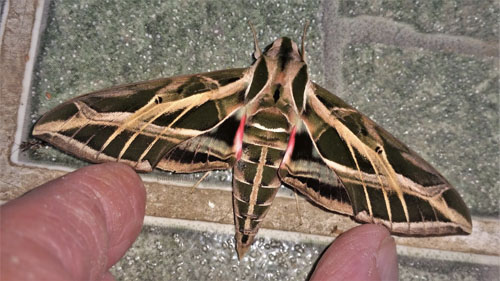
(30, 0, 323, 122)
(20, 0, 323, 184)
(110, 219, 499, 281)
(341, 43, 498, 217)
(110, 223, 322, 281)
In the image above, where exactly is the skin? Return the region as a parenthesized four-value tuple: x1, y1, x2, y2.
(0, 163, 398, 280)
(1, 163, 146, 281)
(309, 224, 399, 281)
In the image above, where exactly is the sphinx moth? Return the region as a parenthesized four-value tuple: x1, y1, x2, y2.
(32, 26, 472, 259)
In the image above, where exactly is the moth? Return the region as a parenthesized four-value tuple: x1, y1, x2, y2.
(32, 25, 472, 259)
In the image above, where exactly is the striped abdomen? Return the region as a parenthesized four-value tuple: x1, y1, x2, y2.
(232, 108, 292, 258)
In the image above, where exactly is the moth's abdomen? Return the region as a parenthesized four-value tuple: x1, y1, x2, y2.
(232, 110, 291, 259)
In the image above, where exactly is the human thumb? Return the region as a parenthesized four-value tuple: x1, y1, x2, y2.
(310, 224, 399, 281)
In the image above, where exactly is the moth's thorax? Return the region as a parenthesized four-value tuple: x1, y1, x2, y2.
(244, 37, 308, 131)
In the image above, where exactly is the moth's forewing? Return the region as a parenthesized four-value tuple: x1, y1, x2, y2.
(33, 68, 248, 171)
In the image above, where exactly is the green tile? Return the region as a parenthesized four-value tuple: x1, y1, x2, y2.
(27, 0, 323, 167)
(338, 0, 499, 41)
(342, 43, 498, 217)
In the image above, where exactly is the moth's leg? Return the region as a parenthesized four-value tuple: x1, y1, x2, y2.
(294, 192, 304, 226)
(330, 225, 338, 235)
(189, 171, 211, 193)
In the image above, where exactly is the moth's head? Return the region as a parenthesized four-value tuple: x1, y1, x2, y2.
(250, 21, 309, 65)
(260, 37, 303, 63)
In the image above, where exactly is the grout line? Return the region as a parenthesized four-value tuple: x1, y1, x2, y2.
(397, 245, 499, 266)
(321, 5, 497, 60)
(144, 215, 500, 266)
(319, 1, 497, 101)
(320, 0, 347, 96)
(342, 15, 498, 58)
(144, 215, 336, 244)
(9, 160, 302, 198)
(11, 0, 46, 166)
(7, 159, 500, 229)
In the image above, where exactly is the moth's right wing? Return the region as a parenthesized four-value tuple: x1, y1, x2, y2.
(33, 68, 249, 172)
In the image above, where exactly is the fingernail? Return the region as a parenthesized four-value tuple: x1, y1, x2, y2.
(376, 236, 399, 281)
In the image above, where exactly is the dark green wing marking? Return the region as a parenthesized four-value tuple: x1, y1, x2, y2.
(33, 68, 249, 172)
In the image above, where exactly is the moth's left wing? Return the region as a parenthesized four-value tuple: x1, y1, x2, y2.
(33, 68, 249, 172)
(281, 83, 472, 236)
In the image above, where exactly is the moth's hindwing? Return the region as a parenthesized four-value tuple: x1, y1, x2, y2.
(32, 68, 249, 172)
(280, 83, 472, 236)
(278, 125, 354, 216)
(158, 114, 243, 172)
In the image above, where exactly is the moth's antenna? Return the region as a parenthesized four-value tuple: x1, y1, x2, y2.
(248, 21, 262, 59)
(301, 20, 310, 61)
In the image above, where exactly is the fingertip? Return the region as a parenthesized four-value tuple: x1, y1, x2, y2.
(1, 163, 146, 281)
(70, 163, 146, 266)
(310, 224, 398, 281)
(98, 271, 117, 281)
(376, 235, 398, 281)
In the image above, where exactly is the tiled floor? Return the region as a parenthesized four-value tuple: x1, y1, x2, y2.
(1, 0, 499, 280)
